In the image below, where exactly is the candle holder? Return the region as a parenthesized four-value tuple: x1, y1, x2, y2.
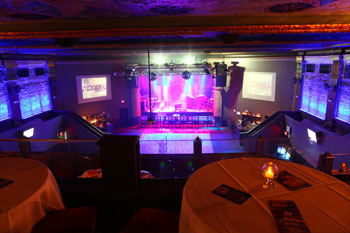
(262, 162, 279, 190)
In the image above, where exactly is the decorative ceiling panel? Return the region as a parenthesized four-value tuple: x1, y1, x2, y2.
(0, 0, 348, 22)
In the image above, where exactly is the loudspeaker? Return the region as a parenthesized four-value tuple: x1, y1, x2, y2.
(216, 75, 227, 87)
(120, 108, 129, 127)
(215, 63, 227, 76)
(126, 76, 139, 88)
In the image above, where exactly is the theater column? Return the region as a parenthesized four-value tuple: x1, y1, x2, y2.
(292, 56, 304, 111)
(213, 87, 223, 127)
(127, 76, 141, 126)
(47, 60, 58, 110)
(325, 57, 342, 122)
(130, 86, 141, 125)
(5, 61, 22, 124)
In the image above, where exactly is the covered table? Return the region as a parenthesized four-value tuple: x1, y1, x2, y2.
(0, 157, 65, 233)
(179, 158, 350, 233)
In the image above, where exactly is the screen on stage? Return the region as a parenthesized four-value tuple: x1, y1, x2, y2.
(76, 75, 112, 104)
(242, 72, 276, 102)
(139, 74, 214, 113)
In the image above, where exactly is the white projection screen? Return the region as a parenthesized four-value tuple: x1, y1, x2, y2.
(242, 72, 276, 102)
(76, 75, 112, 104)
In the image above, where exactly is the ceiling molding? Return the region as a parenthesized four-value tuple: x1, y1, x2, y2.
(2, 24, 350, 40)
(2, 15, 350, 32)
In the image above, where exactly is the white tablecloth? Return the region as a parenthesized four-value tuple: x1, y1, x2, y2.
(0, 157, 65, 233)
(179, 158, 350, 233)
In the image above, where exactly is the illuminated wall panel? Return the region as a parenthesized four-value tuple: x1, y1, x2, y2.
(17, 68, 52, 119)
(0, 81, 11, 121)
(300, 63, 330, 119)
(335, 76, 350, 123)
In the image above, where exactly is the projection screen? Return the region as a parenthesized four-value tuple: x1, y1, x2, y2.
(242, 72, 276, 102)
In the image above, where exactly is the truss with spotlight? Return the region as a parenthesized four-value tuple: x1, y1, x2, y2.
(125, 61, 218, 77)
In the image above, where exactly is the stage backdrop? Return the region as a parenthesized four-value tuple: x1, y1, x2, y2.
(139, 74, 214, 113)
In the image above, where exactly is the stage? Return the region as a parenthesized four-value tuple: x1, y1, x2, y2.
(115, 127, 244, 154)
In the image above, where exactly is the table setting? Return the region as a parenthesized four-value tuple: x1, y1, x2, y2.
(179, 157, 350, 233)
(0, 157, 65, 233)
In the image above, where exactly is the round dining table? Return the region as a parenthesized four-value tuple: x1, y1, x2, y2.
(0, 157, 65, 233)
(179, 157, 350, 233)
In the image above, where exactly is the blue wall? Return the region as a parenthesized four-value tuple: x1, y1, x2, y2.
(17, 75, 52, 119)
(0, 81, 11, 121)
(285, 115, 350, 170)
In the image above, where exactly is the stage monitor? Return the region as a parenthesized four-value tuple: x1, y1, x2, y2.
(76, 75, 112, 104)
(242, 72, 276, 102)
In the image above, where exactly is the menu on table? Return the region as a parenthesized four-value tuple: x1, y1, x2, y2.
(212, 184, 251, 204)
(269, 200, 310, 233)
(276, 171, 311, 191)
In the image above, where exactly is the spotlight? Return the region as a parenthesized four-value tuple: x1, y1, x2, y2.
(184, 57, 194, 65)
(155, 57, 165, 65)
(125, 69, 131, 76)
(182, 70, 191, 80)
(165, 62, 174, 71)
(150, 72, 157, 81)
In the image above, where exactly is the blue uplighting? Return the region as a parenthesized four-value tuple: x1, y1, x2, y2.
(200, 75, 205, 94)
(0, 81, 11, 121)
(335, 78, 350, 123)
(300, 64, 329, 119)
(17, 68, 52, 119)
(276, 146, 291, 161)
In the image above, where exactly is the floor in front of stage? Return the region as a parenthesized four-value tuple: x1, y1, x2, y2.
(114, 126, 244, 154)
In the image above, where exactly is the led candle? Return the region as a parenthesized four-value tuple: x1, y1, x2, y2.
(264, 167, 275, 179)
(341, 163, 347, 173)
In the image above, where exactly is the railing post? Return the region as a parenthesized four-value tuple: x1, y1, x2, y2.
(193, 137, 202, 170)
(194, 137, 202, 158)
(317, 152, 335, 175)
(17, 131, 32, 155)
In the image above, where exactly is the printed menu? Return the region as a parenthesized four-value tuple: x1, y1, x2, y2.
(269, 200, 310, 233)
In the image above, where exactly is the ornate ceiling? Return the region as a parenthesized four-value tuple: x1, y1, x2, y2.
(0, 0, 348, 20)
(1, 0, 350, 55)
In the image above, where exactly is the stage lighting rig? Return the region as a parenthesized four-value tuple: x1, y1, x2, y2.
(165, 61, 175, 71)
(202, 62, 212, 75)
(125, 67, 137, 76)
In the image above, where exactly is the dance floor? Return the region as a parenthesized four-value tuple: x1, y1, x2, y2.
(115, 127, 244, 154)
